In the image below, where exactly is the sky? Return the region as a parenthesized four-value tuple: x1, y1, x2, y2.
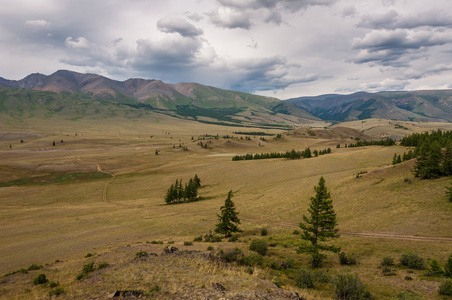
(1, 0, 452, 99)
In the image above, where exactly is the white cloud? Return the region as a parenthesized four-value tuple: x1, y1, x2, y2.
(24, 19, 51, 29)
(65, 37, 90, 49)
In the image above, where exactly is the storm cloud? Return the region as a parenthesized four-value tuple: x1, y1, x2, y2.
(1, 0, 452, 98)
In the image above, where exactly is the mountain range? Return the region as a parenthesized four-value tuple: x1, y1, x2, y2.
(287, 90, 452, 123)
(0, 70, 317, 128)
(2, 70, 452, 125)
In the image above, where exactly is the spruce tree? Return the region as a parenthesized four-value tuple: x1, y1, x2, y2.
(298, 176, 340, 268)
(215, 190, 241, 237)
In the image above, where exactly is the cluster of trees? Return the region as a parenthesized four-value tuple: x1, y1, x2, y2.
(337, 138, 396, 148)
(400, 130, 452, 179)
(392, 150, 415, 165)
(232, 147, 332, 161)
(164, 175, 201, 204)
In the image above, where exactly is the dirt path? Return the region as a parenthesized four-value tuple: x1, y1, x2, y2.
(77, 157, 132, 207)
(239, 216, 452, 242)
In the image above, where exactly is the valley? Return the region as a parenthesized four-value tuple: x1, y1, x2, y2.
(1, 111, 452, 299)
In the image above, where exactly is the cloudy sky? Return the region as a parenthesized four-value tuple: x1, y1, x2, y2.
(1, 0, 452, 99)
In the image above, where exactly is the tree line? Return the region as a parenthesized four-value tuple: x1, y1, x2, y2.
(232, 147, 332, 161)
(337, 137, 396, 148)
(164, 175, 201, 204)
(399, 130, 452, 179)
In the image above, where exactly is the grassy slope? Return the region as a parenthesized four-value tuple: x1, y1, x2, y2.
(0, 118, 452, 299)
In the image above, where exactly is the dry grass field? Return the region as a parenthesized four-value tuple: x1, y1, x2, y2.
(1, 116, 452, 299)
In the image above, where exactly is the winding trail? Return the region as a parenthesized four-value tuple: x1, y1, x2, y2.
(77, 157, 131, 207)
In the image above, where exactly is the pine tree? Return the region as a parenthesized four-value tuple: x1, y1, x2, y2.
(193, 174, 201, 188)
(298, 176, 340, 268)
(215, 190, 241, 237)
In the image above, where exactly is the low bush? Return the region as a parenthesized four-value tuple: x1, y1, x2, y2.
(33, 274, 48, 285)
(76, 262, 95, 280)
(425, 259, 443, 277)
(228, 234, 239, 242)
(295, 269, 315, 289)
(49, 281, 59, 288)
(218, 248, 243, 263)
(204, 233, 222, 243)
(193, 236, 202, 242)
(240, 253, 263, 267)
(400, 253, 426, 270)
(439, 279, 452, 296)
(380, 256, 394, 267)
(445, 254, 452, 278)
(184, 241, 193, 246)
(332, 273, 371, 300)
(249, 239, 268, 256)
(339, 252, 357, 265)
(396, 291, 422, 299)
(97, 262, 109, 270)
(381, 266, 397, 276)
(48, 287, 65, 296)
(260, 228, 268, 236)
(135, 251, 148, 259)
(28, 264, 42, 271)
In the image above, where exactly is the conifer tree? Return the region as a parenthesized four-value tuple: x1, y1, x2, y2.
(215, 190, 241, 237)
(298, 176, 340, 268)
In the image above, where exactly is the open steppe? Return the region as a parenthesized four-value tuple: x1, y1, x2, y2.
(1, 115, 452, 299)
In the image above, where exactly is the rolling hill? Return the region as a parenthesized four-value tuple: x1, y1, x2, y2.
(287, 90, 452, 122)
(0, 70, 318, 129)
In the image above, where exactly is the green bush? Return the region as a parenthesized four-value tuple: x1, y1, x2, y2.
(400, 253, 426, 270)
(48, 287, 65, 296)
(33, 274, 48, 285)
(228, 234, 239, 242)
(207, 246, 214, 251)
(135, 251, 148, 259)
(381, 266, 397, 276)
(445, 254, 452, 278)
(380, 256, 394, 267)
(339, 252, 357, 265)
(97, 262, 109, 270)
(184, 241, 193, 246)
(249, 239, 268, 256)
(204, 233, 222, 242)
(49, 281, 59, 288)
(240, 253, 263, 267)
(76, 262, 95, 280)
(439, 279, 452, 296)
(85, 253, 93, 258)
(333, 273, 371, 300)
(425, 259, 443, 277)
(396, 291, 422, 299)
(28, 264, 42, 271)
(295, 269, 314, 289)
(260, 228, 268, 236)
(218, 248, 243, 263)
(193, 235, 203, 242)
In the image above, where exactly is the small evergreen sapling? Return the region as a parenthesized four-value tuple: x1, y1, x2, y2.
(215, 190, 241, 237)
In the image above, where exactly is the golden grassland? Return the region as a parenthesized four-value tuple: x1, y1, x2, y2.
(1, 116, 452, 299)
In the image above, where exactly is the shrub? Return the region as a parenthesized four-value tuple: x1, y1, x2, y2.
(97, 262, 109, 270)
(439, 279, 452, 296)
(380, 256, 394, 267)
(76, 262, 95, 280)
(204, 233, 222, 242)
(28, 264, 42, 271)
(400, 253, 426, 270)
(135, 251, 148, 259)
(218, 248, 244, 263)
(193, 235, 203, 242)
(295, 269, 315, 289)
(49, 281, 59, 288)
(339, 252, 357, 265)
(292, 229, 300, 235)
(425, 259, 443, 277)
(184, 241, 193, 246)
(260, 228, 268, 236)
(85, 253, 93, 258)
(381, 266, 397, 276)
(167, 241, 174, 244)
(333, 273, 371, 300)
(249, 239, 268, 256)
(228, 234, 239, 242)
(33, 274, 48, 285)
(48, 287, 65, 296)
(404, 275, 413, 281)
(240, 253, 263, 267)
(207, 246, 214, 251)
(445, 254, 452, 278)
(284, 258, 295, 269)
